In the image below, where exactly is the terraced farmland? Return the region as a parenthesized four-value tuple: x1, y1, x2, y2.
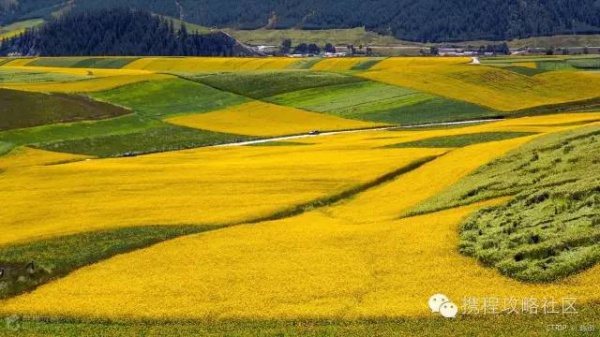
(0, 56, 599, 336)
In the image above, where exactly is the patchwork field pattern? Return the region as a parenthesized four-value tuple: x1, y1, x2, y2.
(167, 101, 381, 136)
(362, 58, 600, 111)
(3, 116, 600, 321)
(267, 80, 497, 125)
(1, 56, 600, 334)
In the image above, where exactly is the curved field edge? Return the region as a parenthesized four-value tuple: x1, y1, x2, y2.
(0, 141, 15, 156)
(405, 125, 600, 215)
(33, 124, 259, 158)
(404, 125, 600, 282)
(245, 155, 440, 224)
(385, 132, 537, 148)
(0, 303, 598, 337)
(0, 156, 440, 299)
(0, 225, 221, 300)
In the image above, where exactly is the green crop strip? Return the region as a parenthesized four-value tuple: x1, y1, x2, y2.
(386, 132, 536, 148)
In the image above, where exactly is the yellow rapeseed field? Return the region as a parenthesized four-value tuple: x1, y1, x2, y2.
(361, 63, 600, 111)
(0, 73, 172, 93)
(123, 57, 301, 72)
(0, 142, 440, 246)
(288, 113, 600, 149)
(167, 101, 381, 136)
(4, 115, 599, 320)
(310, 57, 368, 71)
(2, 51, 599, 324)
(5, 159, 599, 320)
(0, 147, 89, 169)
(0, 29, 26, 41)
(512, 62, 538, 69)
(0, 58, 37, 67)
(371, 57, 472, 70)
(0, 65, 153, 76)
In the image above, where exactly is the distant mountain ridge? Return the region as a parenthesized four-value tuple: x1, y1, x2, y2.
(1, 0, 600, 42)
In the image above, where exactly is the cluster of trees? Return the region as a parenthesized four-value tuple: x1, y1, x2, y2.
(279, 40, 373, 55)
(280, 40, 323, 55)
(292, 43, 320, 55)
(2, 0, 600, 43)
(0, 9, 245, 57)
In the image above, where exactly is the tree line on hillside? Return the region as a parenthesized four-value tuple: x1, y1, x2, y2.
(0, 8, 245, 57)
(177, 0, 600, 42)
(1, 0, 600, 43)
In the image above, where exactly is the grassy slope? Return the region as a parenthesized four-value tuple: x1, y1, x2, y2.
(37, 123, 256, 157)
(0, 88, 131, 131)
(0, 140, 14, 156)
(189, 71, 365, 99)
(89, 78, 248, 118)
(267, 81, 496, 125)
(0, 114, 159, 145)
(407, 126, 600, 282)
(0, 18, 44, 41)
(387, 132, 536, 148)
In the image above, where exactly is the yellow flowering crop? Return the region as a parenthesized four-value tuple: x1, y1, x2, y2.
(0, 141, 439, 246)
(310, 57, 367, 71)
(5, 196, 598, 320)
(371, 57, 472, 70)
(124, 57, 300, 72)
(1, 114, 599, 321)
(1, 65, 153, 76)
(512, 62, 538, 69)
(361, 63, 600, 111)
(0, 74, 172, 93)
(0, 58, 37, 67)
(166, 101, 382, 136)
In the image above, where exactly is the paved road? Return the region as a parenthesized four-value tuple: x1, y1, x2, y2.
(212, 118, 501, 147)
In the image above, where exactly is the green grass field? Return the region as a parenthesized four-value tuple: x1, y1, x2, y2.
(0, 225, 220, 300)
(406, 126, 600, 282)
(0, 89, 131, 131)
(0, 18, 45, 41)
(350, 58, 386, 70)
(0, 68, 88, 83)
(284, 58, 323, 69)
(0, 114, 159, 145)
(0, 140, 14, 156)
(267, 81, 497, 125)
(37, 124, 256, 157)
(190, 71, 365, 99)
(1, 306, 598, 337)
(504, 66, 548, 76)
(90, 78, 248, 118)
(387, 132, 536, 148)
